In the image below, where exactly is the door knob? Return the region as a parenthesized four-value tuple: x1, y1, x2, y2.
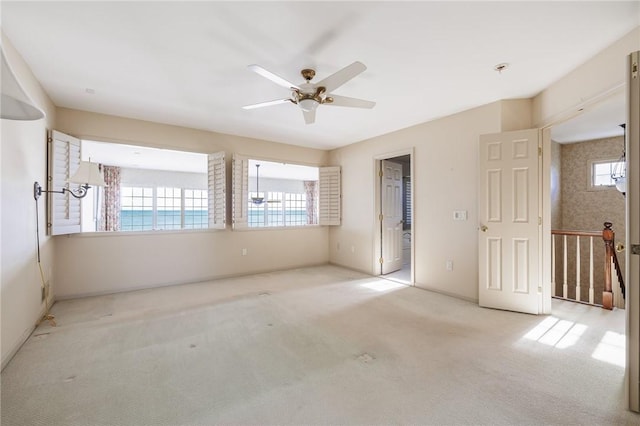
(480, 225, 488, 232)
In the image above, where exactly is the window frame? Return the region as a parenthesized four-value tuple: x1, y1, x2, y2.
(589, 158, 623, 190)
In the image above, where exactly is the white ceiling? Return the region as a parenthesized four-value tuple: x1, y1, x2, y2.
(3, 2, 639, 150)
(83, 140, 208, 174)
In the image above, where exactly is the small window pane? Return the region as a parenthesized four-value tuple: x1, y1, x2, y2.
(592, 161, 620, 187)
(184, 188, 208, 229)
(120, 186, 153, 231)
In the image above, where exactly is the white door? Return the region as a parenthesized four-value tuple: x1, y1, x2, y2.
(381, 160, 403, 274)
(478, 129, 542, 314)
(626, 50, 639, 412)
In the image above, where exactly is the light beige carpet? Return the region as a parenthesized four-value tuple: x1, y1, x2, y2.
(1, 265, 637, 425)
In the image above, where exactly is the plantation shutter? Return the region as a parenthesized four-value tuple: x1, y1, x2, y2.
(318, 166, 341, 226)
(49, 130, 81, 235)
(207, 151, 226, 229)
(232, 154, 249, 229)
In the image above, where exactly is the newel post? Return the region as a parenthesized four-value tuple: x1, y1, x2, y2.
(602, 222, 615, 310)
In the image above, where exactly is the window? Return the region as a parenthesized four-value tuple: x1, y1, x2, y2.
(121, 186, 153, 231)
(48, 131, 225, 235)
(120, 186, 207, 231)
(184, 189, 208, 229)
(591, 160, 623, 188)
(232, 156, 340, 229)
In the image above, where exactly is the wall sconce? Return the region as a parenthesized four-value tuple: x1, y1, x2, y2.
(34, 161, 106, 200)
(1, 46, 45, 121)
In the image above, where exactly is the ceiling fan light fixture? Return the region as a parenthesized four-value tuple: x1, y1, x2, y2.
(298, 98, 319, 112)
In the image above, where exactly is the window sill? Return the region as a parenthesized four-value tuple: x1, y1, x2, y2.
(62, 227, 224, 238)
(233, 225, 322, 231)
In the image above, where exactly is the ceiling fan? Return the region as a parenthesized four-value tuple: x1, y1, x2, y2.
(243, 61, 375, 124)
(250, 164, 280, 205)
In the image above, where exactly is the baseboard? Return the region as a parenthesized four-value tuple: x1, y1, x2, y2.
(54, 262, 332, 301)
(1, 298, 54, 372)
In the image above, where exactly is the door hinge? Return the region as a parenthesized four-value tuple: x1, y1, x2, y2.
(538, 147, 542, 156)
(632, 244, 640, 255)
(379, 170, 383, 178)
(538, 217, 542, 226)
(379, 214, 383, 221)
(379, 257, 384, 264)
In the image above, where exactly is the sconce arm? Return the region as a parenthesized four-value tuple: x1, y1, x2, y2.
(33, 181, 90, 200)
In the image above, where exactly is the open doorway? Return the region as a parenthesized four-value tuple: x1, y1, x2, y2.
(377, 153, 412, 284)
(548, 92, 627, 308)
(543, 89, 631, 408)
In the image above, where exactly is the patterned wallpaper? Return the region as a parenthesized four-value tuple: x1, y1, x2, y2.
(552, 135, 626, 305)
(560, 136, 625, 235)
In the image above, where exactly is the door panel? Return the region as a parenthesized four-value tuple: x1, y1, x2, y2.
(479, 129, 542, 314)
(382, 160, 403, 274)
(626, 50, 639, 412)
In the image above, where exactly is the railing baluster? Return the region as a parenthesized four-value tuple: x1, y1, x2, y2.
(552, 235, 556, 297)
(552, 228, 609, 308)
(563, 235, 568, 299)
(575, 235, 581, 301)
(603, 222, 614, 310)
(589, 236, 594, 305)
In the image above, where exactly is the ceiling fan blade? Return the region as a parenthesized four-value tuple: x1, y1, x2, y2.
(325, 94, 375, 109)
(315, 61, 366, 93)
(248, 64, 300, 90)
(242, 98, 292, 110)
(303, 109, 316, 125)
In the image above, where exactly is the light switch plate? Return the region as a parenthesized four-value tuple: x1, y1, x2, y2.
(453, 210, 468, 221)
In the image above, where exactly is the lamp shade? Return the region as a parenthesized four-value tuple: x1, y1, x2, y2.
(299, 98, 319, 112)
(68, 161, 106, 187)
(1, 47, 45, 121)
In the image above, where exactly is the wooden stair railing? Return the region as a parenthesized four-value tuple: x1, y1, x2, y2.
(552, 229, 601, 304)
(551, 222, 625, 310)
(602, 222, 625, 310)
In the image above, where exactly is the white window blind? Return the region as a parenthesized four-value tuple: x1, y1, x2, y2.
(208, 151, 226, 229)
(318, 166, 341, 226)
(232, 154, 249, 229)
(48, 130, 81, 235)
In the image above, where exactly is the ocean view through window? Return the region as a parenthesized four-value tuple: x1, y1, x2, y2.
(79, 139, 220, 233)
(120, 187, 208, 231)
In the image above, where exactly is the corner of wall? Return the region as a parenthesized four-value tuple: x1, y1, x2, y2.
(500, 98, 533, 132)
(1, 33, 57, 370)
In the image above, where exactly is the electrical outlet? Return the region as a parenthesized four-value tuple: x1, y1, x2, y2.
(446, 260, 453, 271)
(241, 248, 247, 256)
(351, 246, 355, 253)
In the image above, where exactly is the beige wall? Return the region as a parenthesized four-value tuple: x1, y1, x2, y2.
(53, 108, 330, 298)
(1, 34, 57, 369)
(533, 26, 640, 128)
(327, 100, 530, 301)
